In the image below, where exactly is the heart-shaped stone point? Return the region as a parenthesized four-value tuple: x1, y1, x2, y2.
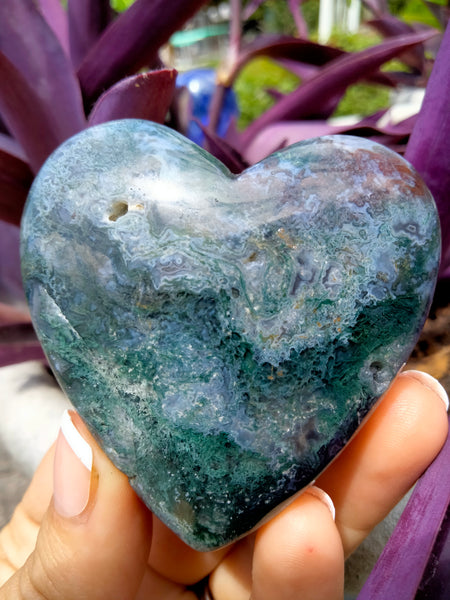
(21, 120, 440, 550)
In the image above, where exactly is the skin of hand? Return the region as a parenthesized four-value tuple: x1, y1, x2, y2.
(0, 370, 448, 600)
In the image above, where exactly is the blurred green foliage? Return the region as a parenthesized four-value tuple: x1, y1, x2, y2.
(110, 0, 135, 12)
(391, 0, 445, 28)
(234, 57, 299, 128)
(249, 0, 297, 35)
(333, 84, 390, 119)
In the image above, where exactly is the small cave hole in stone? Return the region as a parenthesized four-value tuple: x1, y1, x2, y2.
(109, 201, 129, 221)
(370, 361, 384, 371)
(369, 361, 385, 383)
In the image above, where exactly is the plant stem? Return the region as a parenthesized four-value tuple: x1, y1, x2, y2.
(208, 0, 242, 137)
(288, 0, 308, 39)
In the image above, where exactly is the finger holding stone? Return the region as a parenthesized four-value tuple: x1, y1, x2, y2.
(0, 444, 55, 585)
(315, 370, 449, 556)
(251, 487, 343, 600)
(207, 534, 254, 600)
(1, 410, 153, 600)
(136, 564, 198, 600)
(210, 488, 343, 600)
(147, 516, 229, 585)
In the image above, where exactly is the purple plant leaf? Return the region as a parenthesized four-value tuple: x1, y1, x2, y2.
(241, 122, 338, 163)
(241, 113, 416, 164)
(362, 0, 389, 17)
(441, 264, 450, 280)
(36, 0, 70, 56)
(265, 88, 286, 102)
(374, 113, 418, 136)
(0, 323, 45, 367)
(279, 59, 319, 80)
(239, 30, 437, 147)
(0, 221, 26, 308)
(78, 0, 209, 103)
(0, 135, 33, 225)
(368, 17, 427, 71)
(0, 115, 10, 136)
(405, 23, 450, 279)
(0, 52, 72, 173)
(89, 69, 177, 125)
(0, 219, 41, 365)
(358, 414, 450, 599)
(0, 0, 86, 144)
(198, 121, 248, 174)
(68, 0, 113, 69)
(369, 15, 416, 36)
(416, 504, 450, 599)
(280, 55, 397, 89)
(0, 133, 26, 161)
(424, 2, 450, 30)
(229, 35, 345, 82)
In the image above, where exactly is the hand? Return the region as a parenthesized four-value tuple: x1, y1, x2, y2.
(0, 370, 448, 600)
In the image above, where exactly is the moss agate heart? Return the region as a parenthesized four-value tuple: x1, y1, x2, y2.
(21, 120, 440, 550)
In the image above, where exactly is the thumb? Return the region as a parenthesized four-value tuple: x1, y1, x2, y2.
(1, 410, 152, 600)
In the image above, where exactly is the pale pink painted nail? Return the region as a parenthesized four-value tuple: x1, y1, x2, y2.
(53, 409, 93, 518)
(304, 485, 336, 521)
(401, 370, 449, 412)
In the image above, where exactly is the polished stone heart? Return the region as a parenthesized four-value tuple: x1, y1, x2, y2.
(21, 120, 440, 550)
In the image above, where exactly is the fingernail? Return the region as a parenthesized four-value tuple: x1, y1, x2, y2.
(53, 409, 93, 518)
(304, 486, 336, 521)
(402, 370, 449, 412)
